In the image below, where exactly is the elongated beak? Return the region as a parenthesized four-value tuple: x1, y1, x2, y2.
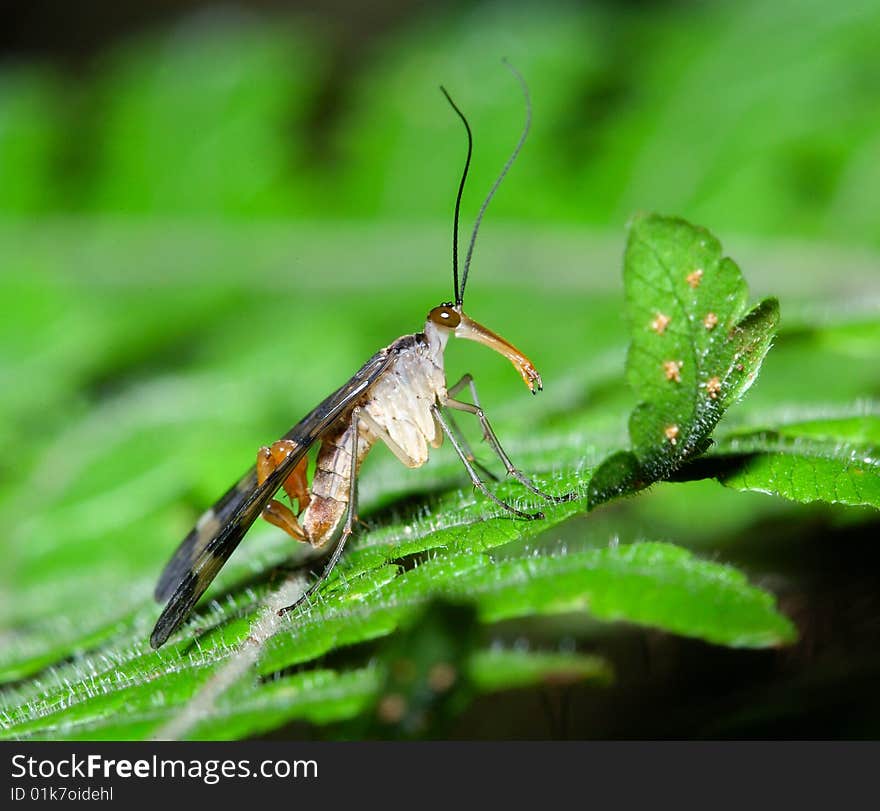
(454, 312, 543, 393)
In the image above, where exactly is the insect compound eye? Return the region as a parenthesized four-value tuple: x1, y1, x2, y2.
(428, 305, 461, 329)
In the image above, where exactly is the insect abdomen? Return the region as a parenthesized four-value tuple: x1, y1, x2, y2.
(301, 418, 373, 546)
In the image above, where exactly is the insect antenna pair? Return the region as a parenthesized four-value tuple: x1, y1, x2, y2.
(441, 61, 531, 309)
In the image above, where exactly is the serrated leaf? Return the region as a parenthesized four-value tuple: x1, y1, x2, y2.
(0, 536, 793, 740)
(257, 540, 795, 681)
(589, 214, 779, 508)
(20, 647, 615, 741)
(452, 542, 796, 648)
(685, 415, 880, 508)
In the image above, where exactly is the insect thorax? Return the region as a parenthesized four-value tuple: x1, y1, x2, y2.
(300, 330, 447, 547)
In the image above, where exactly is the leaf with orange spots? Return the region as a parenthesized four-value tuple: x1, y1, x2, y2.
(588, 214, 779, 508)
(679, 414, 880, 509)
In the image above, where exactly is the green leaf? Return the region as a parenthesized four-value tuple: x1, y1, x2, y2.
(459, 543, 796, 648)
(18, 646, 615, 742)
(589, 214, 779, 508)
(467, 649, 613, 692)
(687, 414, 880, 508)
(188, 669, 381, 742)
(0, 536, 791, 740)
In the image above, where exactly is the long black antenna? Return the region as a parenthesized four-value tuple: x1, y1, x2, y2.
(439, 85, 473, 306)
(459, 60, 531, 304)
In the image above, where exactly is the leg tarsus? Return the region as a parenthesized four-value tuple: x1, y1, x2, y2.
(277, 524, 353, 617)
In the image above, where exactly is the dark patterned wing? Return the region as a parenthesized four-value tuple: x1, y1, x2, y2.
(150, 344, 398, 649)
(154, 467, 259, 604)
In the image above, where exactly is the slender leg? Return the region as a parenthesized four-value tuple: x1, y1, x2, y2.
(278, 407, 362, 616)
(439, 409, 498, 482)
(432, 404, 544, 520)
(445, 373, 498, 480)
(445, 373, 576, 504)
(447, 373, 476, 401)
(257, 442, 309, 541)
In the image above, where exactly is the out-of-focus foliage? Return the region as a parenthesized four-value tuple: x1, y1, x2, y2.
(1, 0, 879, 245)
(1, 0, 879, 740)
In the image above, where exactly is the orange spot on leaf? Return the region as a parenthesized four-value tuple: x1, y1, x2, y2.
(651, 312, 671, 334)
(686, 268, 704, 288)
(663, 360, 683, 383)
(703, 376, 722, 399)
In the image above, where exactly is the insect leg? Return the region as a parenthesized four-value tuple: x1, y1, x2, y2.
(278, 407, 362, 616)
(438, 409, 499, 481)
(282, 450, 311, 513)
(257, 442, 309, 542)
(446, 373, 499, 480)
(445, 374, 576, 503)
(432, 404, 544, 520)
(261, 440, 311, 510)
(447, 373, 477, 400)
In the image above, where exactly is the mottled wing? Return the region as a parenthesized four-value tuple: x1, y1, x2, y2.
(154, 467, 259, 604)
(150, 345, 397, 649)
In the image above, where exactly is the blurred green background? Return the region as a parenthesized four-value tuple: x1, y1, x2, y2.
(3, 0, 880, 233)
(2, 0, 880, 739)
